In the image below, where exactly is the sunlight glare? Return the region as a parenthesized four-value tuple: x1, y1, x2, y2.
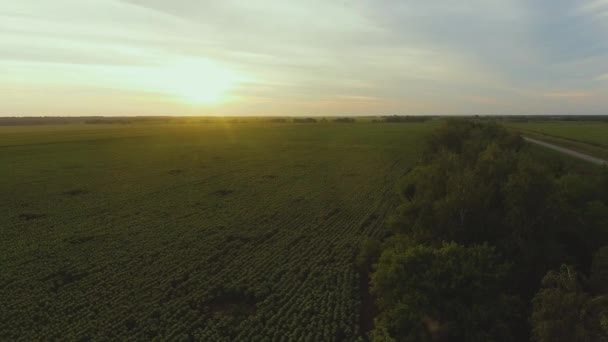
(155, 58, 242, 105)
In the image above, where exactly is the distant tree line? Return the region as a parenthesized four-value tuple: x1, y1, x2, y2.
(0, 117, 171, 125)
(333, 117, 356, 123)
(373, 115, 432, 123)
(0, 117, 72, 125)
(85, 119, 133, 124)
(267, 118, 288, 123)
(367, 120, 608, 341)
(493, 115, 608, 122)
(292, 118, 318, 123)
(284, 117, 356, 123)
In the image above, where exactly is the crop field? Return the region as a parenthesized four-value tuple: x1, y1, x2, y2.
(0, 121, 436, 341)
(505, 120, 608, 159)
(506, 120, 608, 147)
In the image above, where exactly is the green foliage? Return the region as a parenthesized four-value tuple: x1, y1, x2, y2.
(591, 246, 608, 295)
(374, 119, 608, 341)
(392, 120, 607, 290)
(424, 120, 523, 161)
(393, 121, 526, 246)
(356, 238, 382, 271)
(531, 265, 608, 342)
(371, 242, 521, 342)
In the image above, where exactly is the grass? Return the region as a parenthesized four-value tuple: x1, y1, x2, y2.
(0, 121, 437, 340)
(505, 121, 608, 160)
(525, 144, 607, 176)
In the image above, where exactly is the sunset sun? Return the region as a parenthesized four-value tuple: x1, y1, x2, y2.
(153, 58, 242, 106)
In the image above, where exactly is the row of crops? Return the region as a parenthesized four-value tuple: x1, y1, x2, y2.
(0, 123, 433, 340)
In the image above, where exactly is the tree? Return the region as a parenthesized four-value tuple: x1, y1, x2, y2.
(531, 264, 608, 342)
(371, 242, 522, 342)
(376, 120, 608, 341)
(591, 246, 608, 295)
(356, 238, 382, 271)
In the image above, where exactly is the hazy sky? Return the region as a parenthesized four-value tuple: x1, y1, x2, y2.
(2, 0, 608, 116)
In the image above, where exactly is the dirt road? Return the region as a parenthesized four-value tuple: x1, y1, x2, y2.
(523, 136, 608, 166)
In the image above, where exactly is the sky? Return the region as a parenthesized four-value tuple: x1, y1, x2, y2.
(2, 0, 608, 116)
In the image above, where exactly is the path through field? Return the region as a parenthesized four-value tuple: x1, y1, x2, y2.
(524, 136, 608, 165)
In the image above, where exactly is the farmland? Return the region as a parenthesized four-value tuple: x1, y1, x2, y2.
(505, 120, 608, 160)
(0, 121, 437, 340)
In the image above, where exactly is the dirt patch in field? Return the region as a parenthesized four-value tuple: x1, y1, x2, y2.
(44, 268, 89, 292)
(255, 229, 279, 243)
(207, 292, 257, 318)
(18, 213, 47, 221)
(323, 208, 341, 220)
(287, 234, 308, 248)
(63, 188, 89, 196)
(359, 269, 377, 335)
(224, 233, 251, 244)
(62, 165, 81, 170)
(211, 189, 234, 196)
(360, 213, 379, 230)
(125, 317, 138, 331)
(66, 235, 97, 245)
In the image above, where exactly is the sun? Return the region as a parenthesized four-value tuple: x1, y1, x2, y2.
(155, 58, 242, 105)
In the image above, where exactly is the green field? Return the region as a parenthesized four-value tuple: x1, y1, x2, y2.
(505, 120, 608, 160)
(0, 121, 436, 340)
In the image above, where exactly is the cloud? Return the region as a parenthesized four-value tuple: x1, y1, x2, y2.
(596, 73, 608, 81)
(2, 0, 608, 115)
(542, 91, 593, 98)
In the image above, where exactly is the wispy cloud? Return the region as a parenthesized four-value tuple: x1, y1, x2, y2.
(542, 91, 593, 98)
(2, 0, 608, 115)
(596, 73, 608, 80)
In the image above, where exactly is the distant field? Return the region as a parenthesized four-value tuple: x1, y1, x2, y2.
(505, 121, 608, 160)
(0, 121, 436, 340)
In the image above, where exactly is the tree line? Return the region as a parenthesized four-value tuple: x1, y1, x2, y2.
(368, 120, 608, 341)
